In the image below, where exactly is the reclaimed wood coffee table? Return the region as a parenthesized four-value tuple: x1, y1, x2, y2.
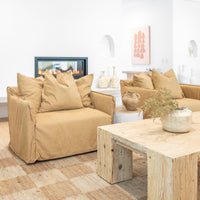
(97, 112, 200, 200)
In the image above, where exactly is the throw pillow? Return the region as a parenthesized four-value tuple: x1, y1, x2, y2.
(17, 73, 43, 114)
(39, 73, 83, 112)
(152, 69, 183, 98)
(57, 71, 77, 87)
(133, 72, 154, 89)
(76, 74, 94, 107)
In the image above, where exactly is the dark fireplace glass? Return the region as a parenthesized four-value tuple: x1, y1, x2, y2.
(35, 57, 88, 79)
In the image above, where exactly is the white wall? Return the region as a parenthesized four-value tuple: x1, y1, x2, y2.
(119, 0, 173, 73)
(173, 0, 200, 84)
(0, 0, 121, 96)
(0, 0, 173, 97)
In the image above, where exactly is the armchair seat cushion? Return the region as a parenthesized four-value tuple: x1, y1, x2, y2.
(35, 108, 112, 161)
(176, 98, 200, 112)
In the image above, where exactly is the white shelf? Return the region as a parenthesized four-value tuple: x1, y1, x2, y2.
(0, 97, 7, 104)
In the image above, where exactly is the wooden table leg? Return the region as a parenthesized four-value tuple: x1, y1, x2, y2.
(97, 128, 133, 184)
(147, 150, 198, 200)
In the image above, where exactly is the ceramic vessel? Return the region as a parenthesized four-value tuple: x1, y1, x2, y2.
(162, 108, 192, 133)
(98, 71, 110, 88)
(122, 91, 140, 111)
(111, 66, 119, 88)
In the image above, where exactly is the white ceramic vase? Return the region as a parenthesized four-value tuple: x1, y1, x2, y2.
(98, 71, 110, 88)
(162, 108, 192, 133)
(111, 66, 119, 88)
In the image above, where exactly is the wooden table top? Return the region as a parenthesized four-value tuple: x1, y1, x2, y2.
(99, 112, 200, 159)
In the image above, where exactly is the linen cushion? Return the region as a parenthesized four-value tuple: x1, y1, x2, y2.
(57, 71, 77, 87)
(133, 72, 154, 89)
(36, 108, 112, 160)
(17, 73, 43, 114)
(152, 69, 183, 98)
(39, 74, 83, 112)
(176, 98, 200, 112)
(76, 74, 94, 107)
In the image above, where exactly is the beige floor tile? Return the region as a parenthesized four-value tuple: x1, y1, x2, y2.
(20, 162, 54, 174)
(0, 176, 36, 196)
(0, 158, 18, 168)
(86, 185, 136, 200)
(0, 166, 26, 181)
(65, 194, 90, 200)
(71, 173, 109, 193)
(28, 169, 67, 187)
(48, 157, 81, 169)
(41, 180, 81, 200)
(60, 163, 93, 179)
(0, 188, 48, 200)
(76, 152, 97, 162)
(84, 160, 97, 172)
(0, 148, 13, 159)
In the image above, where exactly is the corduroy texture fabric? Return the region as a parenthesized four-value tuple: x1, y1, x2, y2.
(75, 74, 94, 107)
(7, 86, 115, 164)
(17, 73, 43, 114)
(133, 72, 154, 89)
(152, 69, 183, 98)
(40, 74, 83, 112)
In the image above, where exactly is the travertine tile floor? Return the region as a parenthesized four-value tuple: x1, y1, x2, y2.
(0, 120, 199, 200)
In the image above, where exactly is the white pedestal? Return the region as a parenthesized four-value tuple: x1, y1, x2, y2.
(114, 106, 143, 124)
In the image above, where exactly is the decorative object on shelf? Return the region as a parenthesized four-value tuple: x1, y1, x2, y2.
(122, 91, 140, 111)
(111, 66, 119, 88)
(142, 89, 192, 133)
(132, 26, 150, 64)
(98, 71, 111, 88)
(188, 40, 197, 57)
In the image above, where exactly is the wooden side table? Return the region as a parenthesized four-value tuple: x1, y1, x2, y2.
(114, 106, 143, 124)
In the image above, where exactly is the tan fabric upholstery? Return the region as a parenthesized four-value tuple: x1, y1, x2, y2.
(17, 73, 43, 114)
(133, 73, 154, 89)
(57, 71, 77, 87)
(91, 91, 115, 122)
(120, 84, 157, 119)
(40, 74, 83, 112)
(120, 80, 200, 119)
(177, 98, 200, 112)
(180, 84, 200, 100)
(120, 80, 134, 98)
(152, 69, 183, 98)
(36, 108, 112, 161)
(7, 87, 36, 163)
(7, 86, 115, 163)
(76, 74, 93, 107)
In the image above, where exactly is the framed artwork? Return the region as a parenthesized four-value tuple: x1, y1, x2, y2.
(35, 57, 88, 79)
(132, 26, 150, 65)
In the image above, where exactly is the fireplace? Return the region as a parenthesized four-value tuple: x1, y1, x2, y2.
(35, 57, 88, 79)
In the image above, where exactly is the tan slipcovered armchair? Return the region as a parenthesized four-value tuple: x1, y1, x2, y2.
(7, 87, 115, 164)
(120, 80, 200, 119)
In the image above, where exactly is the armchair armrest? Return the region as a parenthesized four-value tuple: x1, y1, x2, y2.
(180, 84, 200, 100)
(7, 87, 36, 163)
(90, 91, 116, 122)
